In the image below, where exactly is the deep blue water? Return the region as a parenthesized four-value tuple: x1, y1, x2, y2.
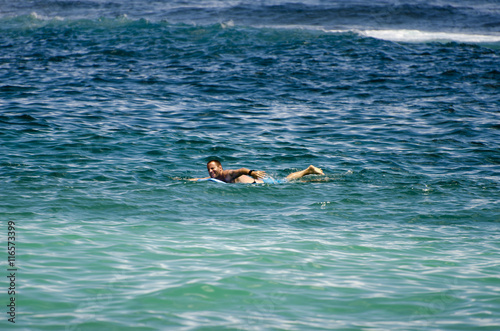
(1, 1, 500, 330)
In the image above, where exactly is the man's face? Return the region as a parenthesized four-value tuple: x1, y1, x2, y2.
(207, 162, 222, 178)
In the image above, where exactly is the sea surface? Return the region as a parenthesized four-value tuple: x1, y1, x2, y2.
(1, 0, 500, 330)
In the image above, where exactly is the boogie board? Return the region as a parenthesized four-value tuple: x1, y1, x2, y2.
(198, 178, 227, 184)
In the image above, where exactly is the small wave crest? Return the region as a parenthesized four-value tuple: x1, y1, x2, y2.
(357, 29, 500, 44)
(22, 11, 62, 22)
(3, 1, 500, 36)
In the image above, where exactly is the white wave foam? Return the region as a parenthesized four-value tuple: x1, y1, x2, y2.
(358, 29, 500, 43)
(29, 11, 64, 21)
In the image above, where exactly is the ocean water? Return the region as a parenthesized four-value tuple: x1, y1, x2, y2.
(1, 0, 500, 330)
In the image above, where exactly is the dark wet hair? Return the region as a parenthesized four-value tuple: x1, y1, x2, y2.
(207, 159, 222, 167)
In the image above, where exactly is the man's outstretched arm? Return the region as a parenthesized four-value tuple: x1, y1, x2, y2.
(227, 168, 267, 181)
(187, 177, 210, 181)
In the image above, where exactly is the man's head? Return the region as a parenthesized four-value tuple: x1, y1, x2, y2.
(207, 160, 222, 178)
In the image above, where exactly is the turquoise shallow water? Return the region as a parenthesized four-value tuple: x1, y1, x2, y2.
(1, 1, 500, 330)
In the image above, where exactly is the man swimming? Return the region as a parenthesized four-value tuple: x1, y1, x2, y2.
(189, 160, 324, 184)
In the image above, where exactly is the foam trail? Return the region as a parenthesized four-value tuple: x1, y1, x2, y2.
(358, 29, 500, 43)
